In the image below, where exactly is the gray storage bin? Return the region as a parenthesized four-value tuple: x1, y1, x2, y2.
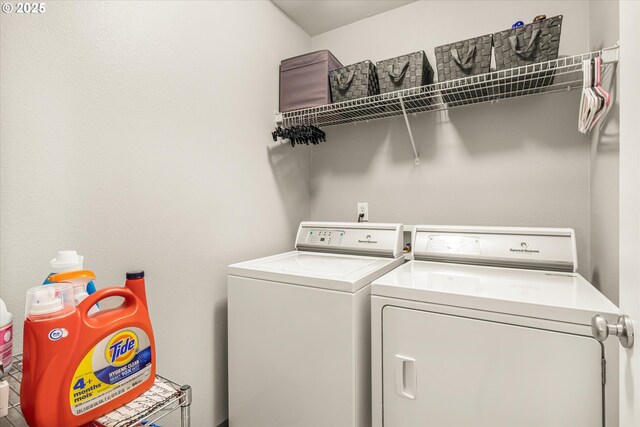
(279, 50, 342, 112)
(435, 35, 493, 81)
(329, 60, 379, 103)
(494, 15, 563, 69)
(376, 51, 434, 94)
(435, 34, 493, 106)
(493, 15, 563, 92)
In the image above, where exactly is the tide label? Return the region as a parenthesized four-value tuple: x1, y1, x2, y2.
(69, 327, 152, 415)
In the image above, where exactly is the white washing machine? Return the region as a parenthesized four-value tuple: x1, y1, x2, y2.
(228, 221, 404, 427)
(371, 225, 621, 427)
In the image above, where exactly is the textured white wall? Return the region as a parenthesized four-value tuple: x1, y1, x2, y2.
(0, 1, 310, 424)
(310, 0, 593, 276)
(588, 0, 620, 304)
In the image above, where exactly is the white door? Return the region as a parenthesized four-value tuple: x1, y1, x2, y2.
(619, 3, 640, 426)
(382, 306, 603, 427)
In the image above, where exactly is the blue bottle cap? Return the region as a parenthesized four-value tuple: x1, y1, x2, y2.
(126, 270, 145, 280)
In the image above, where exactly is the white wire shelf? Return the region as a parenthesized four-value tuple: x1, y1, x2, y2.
(0, 354, 192, 427)
(276, 46, 619, 129)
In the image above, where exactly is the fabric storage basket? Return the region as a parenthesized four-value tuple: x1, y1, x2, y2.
(434, 34, 493, 106)
(493, 15, 563, 92)
(280, 50, 342, 112)
(376, 51, 434, 94)
(329, 60, 379, 103)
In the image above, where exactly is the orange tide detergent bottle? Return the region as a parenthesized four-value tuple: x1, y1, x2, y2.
(20, 270, 156, 427)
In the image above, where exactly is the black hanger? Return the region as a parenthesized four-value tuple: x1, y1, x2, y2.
(271, 124, 326, 147)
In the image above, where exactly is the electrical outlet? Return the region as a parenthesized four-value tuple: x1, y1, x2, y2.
(357, 202, 369, 222)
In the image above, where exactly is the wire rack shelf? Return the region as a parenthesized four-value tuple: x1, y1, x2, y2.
(276, 46, 618, 130)
(0, 355, 192, 427)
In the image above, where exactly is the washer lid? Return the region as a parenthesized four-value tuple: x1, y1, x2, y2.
(372, 261, 619, 325)
(228, 250, 403, 293)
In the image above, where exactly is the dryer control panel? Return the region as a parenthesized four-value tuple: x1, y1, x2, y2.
(296, 222, 403, 258)
(412, 226, 577, 272)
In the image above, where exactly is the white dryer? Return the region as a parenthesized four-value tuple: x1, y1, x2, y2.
(228, 222, 404, 427)
(371, 226, 621, 427)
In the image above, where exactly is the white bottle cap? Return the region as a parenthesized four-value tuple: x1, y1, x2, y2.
(25, 283, 74, 318)
(73, 286, 89, 306)
(0, 299, 11, 329)
(69, 281, 99, 315)
(50, 250, 84, 273)
(28, 287, 63, 315)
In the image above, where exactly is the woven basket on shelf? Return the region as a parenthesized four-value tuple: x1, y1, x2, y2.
(329, 60, 380, 103)
(435, 34, 493, 106)
(493, 15, 563, 92)
(376, 51, 434, 94)
(375, 51, 435, 113)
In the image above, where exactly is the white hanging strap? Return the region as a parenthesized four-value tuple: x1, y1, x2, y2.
(584, 60, 596, 131)
(582, 59, 595, 133)
(578, 59, 590, 133)
(589, 57, 605, 131)
(580, 59, 603, 133)
(578, 60, 585, 133)
(589, 59, 603, 129)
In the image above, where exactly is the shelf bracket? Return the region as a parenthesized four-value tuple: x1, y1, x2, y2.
(398, 96, 419, 165)
(600, 42, 619, 64)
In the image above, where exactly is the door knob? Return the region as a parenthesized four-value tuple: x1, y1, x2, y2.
(591, 314, 634, 349)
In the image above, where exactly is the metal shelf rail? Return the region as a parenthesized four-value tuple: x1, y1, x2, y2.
(275, 45, 619, 164)
(1, 355, 192, 427)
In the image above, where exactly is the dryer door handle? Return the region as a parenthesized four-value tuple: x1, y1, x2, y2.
(395, 355, 416, 399)
(591, 314, 634, 349)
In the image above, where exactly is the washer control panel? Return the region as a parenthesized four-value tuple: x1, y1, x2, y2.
(305, 229, 345, 246)
(295, 222, 403, 258)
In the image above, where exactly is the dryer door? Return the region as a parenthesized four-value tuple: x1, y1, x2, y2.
(382, 306, 603, 427)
